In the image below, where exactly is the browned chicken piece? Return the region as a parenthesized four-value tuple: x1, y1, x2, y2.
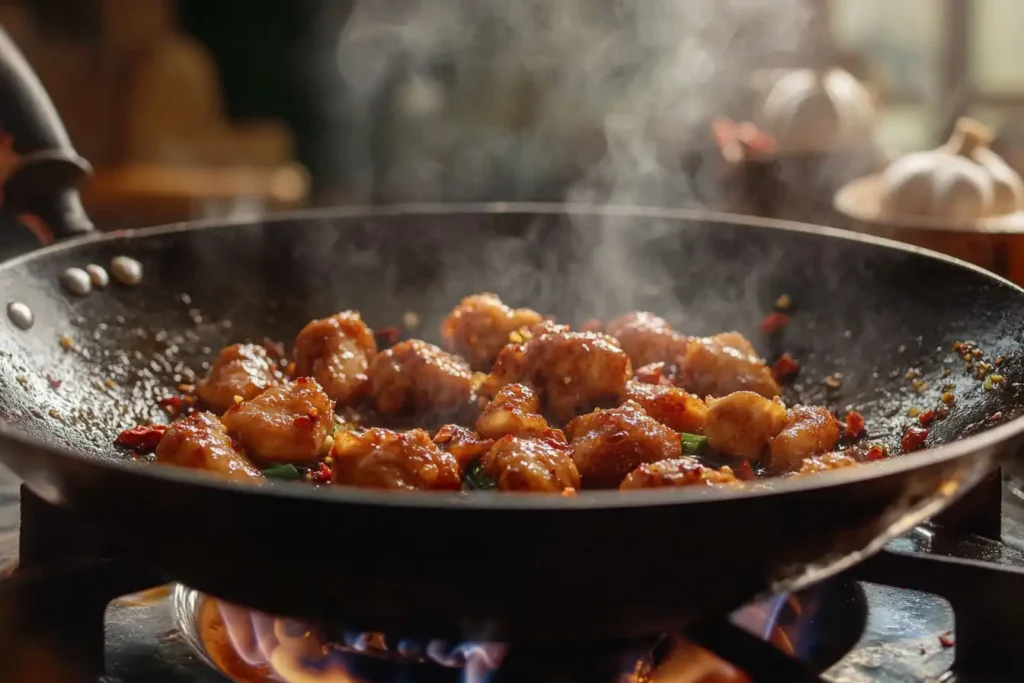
(476, 383, 549, 439)
(480, 431, 581, 492)
(798, 451, 858, 475)
(432, 424, 495, 468)
(292, 311, 377, 405)
(565, 400, 681, 488)
(768, 406, 842, 473)
(368, 339, 475, 416)
(331, 427, 462, 490)
(704, 391, 787, 459)
(607, 311, 688, 368)
(221, 377, 334, 463)
(440, 293, 544, 370)
(488, 323, 632, 422)
(677, 332, 781, 398)
(621, 379, 707, 433)
(155, 411, 263, 483)
(196, 343, 280, 414)
(620, 456, 738, 490)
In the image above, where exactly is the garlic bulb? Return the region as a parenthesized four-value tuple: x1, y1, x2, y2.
(757, 68, 874, 154)
(880, 117, 1023, 223)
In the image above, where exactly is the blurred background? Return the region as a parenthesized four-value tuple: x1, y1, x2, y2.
(3, 0, 1024, 230)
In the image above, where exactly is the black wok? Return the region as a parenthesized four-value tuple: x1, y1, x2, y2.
(2, 31, 1024, 644)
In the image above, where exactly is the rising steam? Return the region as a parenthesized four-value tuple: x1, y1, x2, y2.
(332, 0, 819, 322)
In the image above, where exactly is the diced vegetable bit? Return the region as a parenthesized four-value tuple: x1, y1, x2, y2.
(463, 460, 497, 491)
(262, 464, 302, 480)
(680, 432, 710, 455)
(864, 444, 887, 461)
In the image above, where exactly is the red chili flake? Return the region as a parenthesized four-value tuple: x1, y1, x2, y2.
(771, 353, 800, 381)
(115, 424, 167, 454)
(158, 396, 184, 417)
(844, 410, 865, 439)
(45, 374, 61, 390)
(312, 462, 331, 483)
(939, 632, 955, 648)
(901, 427, 929, 453)
(293, 415, 314, 429)
(864, 444, 887, 461)
(732, 460, 757, 481)
(759, 312, 790, 335)
(918, 409, 936, 426)
(308, 407, 319, 420)
(990, 411, 1004, 423)
(578, 318, 603, 333)
(635, 362, 668, 385)
(375, 326, 402, 346)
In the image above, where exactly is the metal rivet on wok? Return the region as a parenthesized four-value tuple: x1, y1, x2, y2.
(6, 301, 34, 330)
(86, 264, 109, 288)
(60, 267, 92, 296)
(111, 256, 143, 285)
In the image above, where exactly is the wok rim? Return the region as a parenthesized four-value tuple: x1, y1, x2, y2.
(1, 201, 1022, 510)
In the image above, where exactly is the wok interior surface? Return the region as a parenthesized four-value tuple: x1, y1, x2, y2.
(0, 205, 1022, 639)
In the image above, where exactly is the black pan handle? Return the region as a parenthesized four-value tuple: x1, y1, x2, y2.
(0, 27, 92, 256)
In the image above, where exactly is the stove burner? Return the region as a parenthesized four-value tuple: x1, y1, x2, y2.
(172, 581, 864, 683)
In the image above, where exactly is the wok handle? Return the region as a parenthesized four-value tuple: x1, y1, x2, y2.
(0, 27, 93, 253)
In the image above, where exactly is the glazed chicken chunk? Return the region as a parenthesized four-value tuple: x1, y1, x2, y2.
(368, 339, 474, 416)
(621, 379, 707, 433)
(768, 405, 842, 473)
(607, 311, 688, 368)
(221, 377, 334, 463)
(565, 400, 681, 488)
(331, 427, 462, 490)
(703, 391, 787, 459)
(488, 322, 632, 422)
(155, 411, 262, 483)
(480, 430, 581, 492)
(677, 332, 781, 399)
(798, 451, 857, 475)
(432, 424, 495, 468)
(476, 383, 549, 439)
(196, 343, 280, 414)
(293, 311, 377, 405)
(620, 456, 738, 490)
(440, 293, 544, 370)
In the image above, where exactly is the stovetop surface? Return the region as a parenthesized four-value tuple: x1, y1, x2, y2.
(4, 467, 1024, 682)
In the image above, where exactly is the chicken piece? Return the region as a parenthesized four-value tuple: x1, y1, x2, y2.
(440, 293, 544, 370)
(703, 391, 787, 459)
(768, 405, 842, 473)
(221, 377, 334, 463)
(677, 332, 781, 398)
(432, 424, 495, 468)
(621, 379, 707, 433)
(331, 427, 462, 491)
(196, 343, 280, 414)
(488, 323, 632, 422)
(476, 383, 549, 439)
(293, 311, 377, 405)
(620, 457, 738, 490)
(565, 401, 681, 488)
(368, 339, 474, 416)
(607, 311, 688, 368)
(480, 431, 580, 492)
(155, 411, 263, 483)
(798, 451, 857, 475)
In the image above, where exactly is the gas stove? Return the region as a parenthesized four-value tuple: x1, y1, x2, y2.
(3, 469, 1024, 683)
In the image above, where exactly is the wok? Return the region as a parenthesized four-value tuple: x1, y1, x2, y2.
(2, 30, 1024, 643)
